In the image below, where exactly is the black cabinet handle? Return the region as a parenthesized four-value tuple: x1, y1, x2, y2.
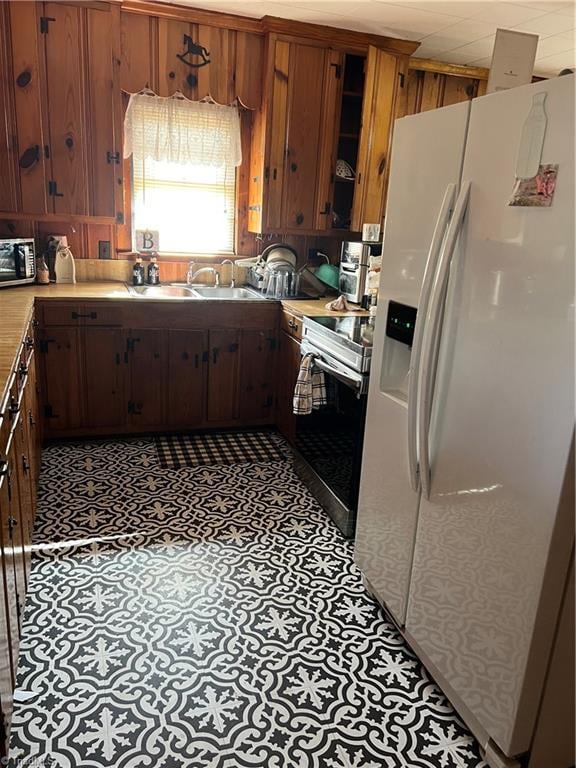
(22, 456, 30, 474)
(194, 354, 199, 368)
(295, 213, 304, 226)
(273, 168, 277, 181)
(378, 158, 386, 176)
(213, 348, 219, 364)
(290, 162, 298, 172)
(71, 312, 97, 320)
(28, 410, 36, 427)
(25, 336, 34, 350)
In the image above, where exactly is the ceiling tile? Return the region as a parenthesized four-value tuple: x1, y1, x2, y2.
(360, 2, 464, 31)
(419, 18, 496, 48)
(466, 56, 494, 67)
(513, 11, 574, 34)
(448, 35, 497, 60)
(535, 32, 574, 54)
(533, 51, 576, 73)
(471, 2, 550, 25)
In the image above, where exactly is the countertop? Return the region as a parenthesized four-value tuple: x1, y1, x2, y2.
(0, 282, 368, 409)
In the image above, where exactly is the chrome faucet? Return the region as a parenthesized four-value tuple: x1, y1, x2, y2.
(220, 258, 235, 288)
(187, 263, 220, 287)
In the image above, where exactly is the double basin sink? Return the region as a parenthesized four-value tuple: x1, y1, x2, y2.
(128, 283, 266, 301)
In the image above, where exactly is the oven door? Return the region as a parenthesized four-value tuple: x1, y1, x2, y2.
(295, 342, 368, 514)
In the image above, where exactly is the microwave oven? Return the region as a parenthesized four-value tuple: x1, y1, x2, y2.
(0, 238, 36, 288)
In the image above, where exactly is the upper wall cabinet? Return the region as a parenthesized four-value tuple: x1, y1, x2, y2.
(0, 2, 122, 220)
(248, 37, 409, 235)
(119, 11, 264, 109)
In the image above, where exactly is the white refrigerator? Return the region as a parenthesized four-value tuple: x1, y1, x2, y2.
(355, 74, 574, 768)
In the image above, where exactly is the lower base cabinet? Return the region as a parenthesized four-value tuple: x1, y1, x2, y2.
(0, 316, 41, 754)
(39, 301, 279, 437)
(167, 330, 208, 429)
(276, 329, 302, 444)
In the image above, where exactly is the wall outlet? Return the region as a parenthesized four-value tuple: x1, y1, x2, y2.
(98, 240, 111, 259)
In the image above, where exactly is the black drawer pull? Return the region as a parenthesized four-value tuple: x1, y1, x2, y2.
(71, 311, 97, 320)
(22, 456, 30, 474)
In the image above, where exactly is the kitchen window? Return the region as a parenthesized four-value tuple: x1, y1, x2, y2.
(124, 92, 242, 256)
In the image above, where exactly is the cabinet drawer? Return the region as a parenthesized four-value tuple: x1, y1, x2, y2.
(42, 303, 123, 327)
(280, 310, 303, 341)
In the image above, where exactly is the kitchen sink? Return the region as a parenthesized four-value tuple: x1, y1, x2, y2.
(191, 286, 265, 300)
(127, 284, 266, 300)
(128, 284, 199, 299)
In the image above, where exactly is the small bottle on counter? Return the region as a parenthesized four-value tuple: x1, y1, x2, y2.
(132, 256, 145, 286)
(147, 255, 160, 285)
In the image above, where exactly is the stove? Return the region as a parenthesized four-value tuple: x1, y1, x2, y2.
(302, 315, 374, 374)
(295, 315, 375, 538)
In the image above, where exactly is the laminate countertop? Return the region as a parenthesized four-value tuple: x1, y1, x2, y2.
(0, 282, 368, 409)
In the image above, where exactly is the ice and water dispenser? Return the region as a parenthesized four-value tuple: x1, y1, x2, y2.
(379, 300, 417, 400)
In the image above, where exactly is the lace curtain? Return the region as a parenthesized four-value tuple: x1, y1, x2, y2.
(123, 92, 242, 167)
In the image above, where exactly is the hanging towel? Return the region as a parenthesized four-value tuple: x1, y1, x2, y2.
(293, 353, 327, 415)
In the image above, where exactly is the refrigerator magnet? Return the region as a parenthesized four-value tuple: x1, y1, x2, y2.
(509, 164, 559, 207)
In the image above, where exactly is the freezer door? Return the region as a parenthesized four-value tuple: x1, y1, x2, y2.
(354, 102, 470, 625)
(405, 74, 575, 757)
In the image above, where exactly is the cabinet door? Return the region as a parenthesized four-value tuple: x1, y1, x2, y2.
(86, 6, 122, 219)
(128, 330, 167, 428)
(12, 412, 33, 589)
(351, 47, 399, 231)
(41, 327, 84, 432)
(6, 1, 48, 214)
(282, 43, 327, 230)
(315, 49, 344, 231)
(167, 330, 207, 430)
(84, 328, 126, 430)
(4, 442, 25, 639)
(207, 330, 239, 423)
(43, 2, 88, 214)
(0, 473, 17, 707)
(0, 4, 19, 214)
(23, 355, 41, 497)
(265, 40, 290, 231)
(276, 330, 301, 444)
(238, 330, 276, 423)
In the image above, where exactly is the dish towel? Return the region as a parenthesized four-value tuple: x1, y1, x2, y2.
(293, 353, 327, 415)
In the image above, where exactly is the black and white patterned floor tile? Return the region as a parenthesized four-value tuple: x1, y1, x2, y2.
(10, 438, 488, 768)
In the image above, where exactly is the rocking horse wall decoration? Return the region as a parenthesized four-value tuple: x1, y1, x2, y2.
(175, 34, 211, 89)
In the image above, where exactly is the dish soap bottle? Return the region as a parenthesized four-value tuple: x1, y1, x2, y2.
(132, 256, 145, 286)
(147, 255, 160, 285)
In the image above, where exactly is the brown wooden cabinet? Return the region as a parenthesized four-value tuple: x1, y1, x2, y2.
(0, 314, 41, 756)
(84, 328, 126, 430)
(41, 326, 84, 432)
(39, 301, 279, 437)
(276, 329, 302, 445)
(238, 329, 277, 422)
(167, 330, 208, 430)
(127, 329, 167, 429)
(249, 36, 409, 235)
(1, 1, 122, 220)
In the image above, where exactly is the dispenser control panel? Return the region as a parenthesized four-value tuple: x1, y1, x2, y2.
(386, 301, 417, 347)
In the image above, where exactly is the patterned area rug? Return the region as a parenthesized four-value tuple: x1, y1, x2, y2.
(10, 438, 488, 768)
(155, 430, 290, 469)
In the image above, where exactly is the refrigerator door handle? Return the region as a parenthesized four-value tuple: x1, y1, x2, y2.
(418, 181, 471, 500)
(407, 183, 457, 492)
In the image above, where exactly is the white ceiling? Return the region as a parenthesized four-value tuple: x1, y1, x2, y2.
(163, 0, 575, 75)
